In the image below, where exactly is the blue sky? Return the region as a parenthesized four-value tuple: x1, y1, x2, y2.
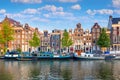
(0, 0, 120, 32)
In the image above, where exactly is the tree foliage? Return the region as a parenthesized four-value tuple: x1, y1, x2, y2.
(97, 28, 110, 48)
(0, 20, 14, 48)
(29, 32, 40, 48)
(61, 29, 73, 48)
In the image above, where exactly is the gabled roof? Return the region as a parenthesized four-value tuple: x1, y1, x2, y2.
(112, 18, 120, 24)
(3, 16, 22, 27)
(92, 23, 101, 29)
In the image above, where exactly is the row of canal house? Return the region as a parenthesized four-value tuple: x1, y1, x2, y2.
(40, 22, 101, 53)
(0, 16, 42, 53)
(72, 16, 120, 54)
(1, 16, 120, 54)
(0, 16, 105, 53)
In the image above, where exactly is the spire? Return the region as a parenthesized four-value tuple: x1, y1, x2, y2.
(4, 15, 8, 21)
(5, 15, 8, 19)
(108, 15, 112, 30)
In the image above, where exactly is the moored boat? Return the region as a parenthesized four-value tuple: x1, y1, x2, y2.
(73, 52, 120, 60)
(0, 56, 4, 59)
(4, 51, 20, 60)
(73, 52, 105, 60)
(4, 51, 72, 61)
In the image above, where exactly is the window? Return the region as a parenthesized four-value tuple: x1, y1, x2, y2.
(18, 30, 21, 33)
(45, 43, 47, 46)
(113, 27, 116, 30)
(17, 35, 20, 38)
(84, 38, 86, 40)
(117, 27, 119, 30)
(97, 29, 100, 32)
(92, 29, 95, 32)
(22, 31, 24, 34)
(84, 43, 86, 45)
(93, 40, 96, 43)
(114, 36, 117, 43)
(15, 30, 17, 33)
(17, 40, 20, 44)
(29, 31, 31, 34)
(119, 36, 120, 42)
(89, 38, 91, 40)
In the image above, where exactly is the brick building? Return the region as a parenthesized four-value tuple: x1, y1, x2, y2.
(0, 16, 41, 52)
(73, 23, 84, 54)
(50, 29, 62, 52)
(40, 30, 50, 52)
(83, 30, 92, 52)
(91, 23, 101, 51)
(109, 16, 120, 51)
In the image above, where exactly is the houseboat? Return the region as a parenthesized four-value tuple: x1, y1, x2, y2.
(73, 52, 120, 60)
(4, 51, 72, 61)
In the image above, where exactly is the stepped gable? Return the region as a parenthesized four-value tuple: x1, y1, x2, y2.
(92, 23, 100, 29)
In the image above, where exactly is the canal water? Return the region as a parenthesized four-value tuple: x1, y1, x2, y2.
(0, 60, 120, 80)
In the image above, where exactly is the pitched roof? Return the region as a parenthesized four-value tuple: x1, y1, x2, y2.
(112, 18, 120, 24)
(3, 16, 22, 27)
(92, 23, 101, 29)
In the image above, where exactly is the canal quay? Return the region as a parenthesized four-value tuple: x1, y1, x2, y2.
(0, 60, 120, 80)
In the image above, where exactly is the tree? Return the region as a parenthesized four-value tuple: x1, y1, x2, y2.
(61, 29, 73, 52)
(97, 28, 110, 52)
(29, 32, 40, 51)
(0, 20, 14, 49)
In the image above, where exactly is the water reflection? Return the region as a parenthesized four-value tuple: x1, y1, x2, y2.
(0, 60, 13, 80)
(96, 62, 114, 80)
(28, 66, 40, 79)
(0, 60, 120, 80)
(61, 68, 72, 80)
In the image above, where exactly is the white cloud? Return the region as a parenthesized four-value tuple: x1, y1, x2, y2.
(43, 14, 50, 18)
(39, 5, 63, 12)
(52, 12, 73, 16)
(59, 0, 78, 3)
(0, 9, 6, 14)
(114, 10, 120, 14)
(43, 11, 73, 18)
(38, 5, 73, 18)
(4, 13, 25, 18)
(71, 4, 81, 10)
(31, 17, 49, 22)
(86, 9, 113, 15)
(11, 0, 42, 4)
(97, 9, 113, 14)
(22, 8, 39, 14)
(86, 9, 96, 15)
(112, 0, 120, 8)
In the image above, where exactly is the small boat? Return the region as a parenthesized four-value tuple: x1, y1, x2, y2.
(16, 57, 33, 61)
